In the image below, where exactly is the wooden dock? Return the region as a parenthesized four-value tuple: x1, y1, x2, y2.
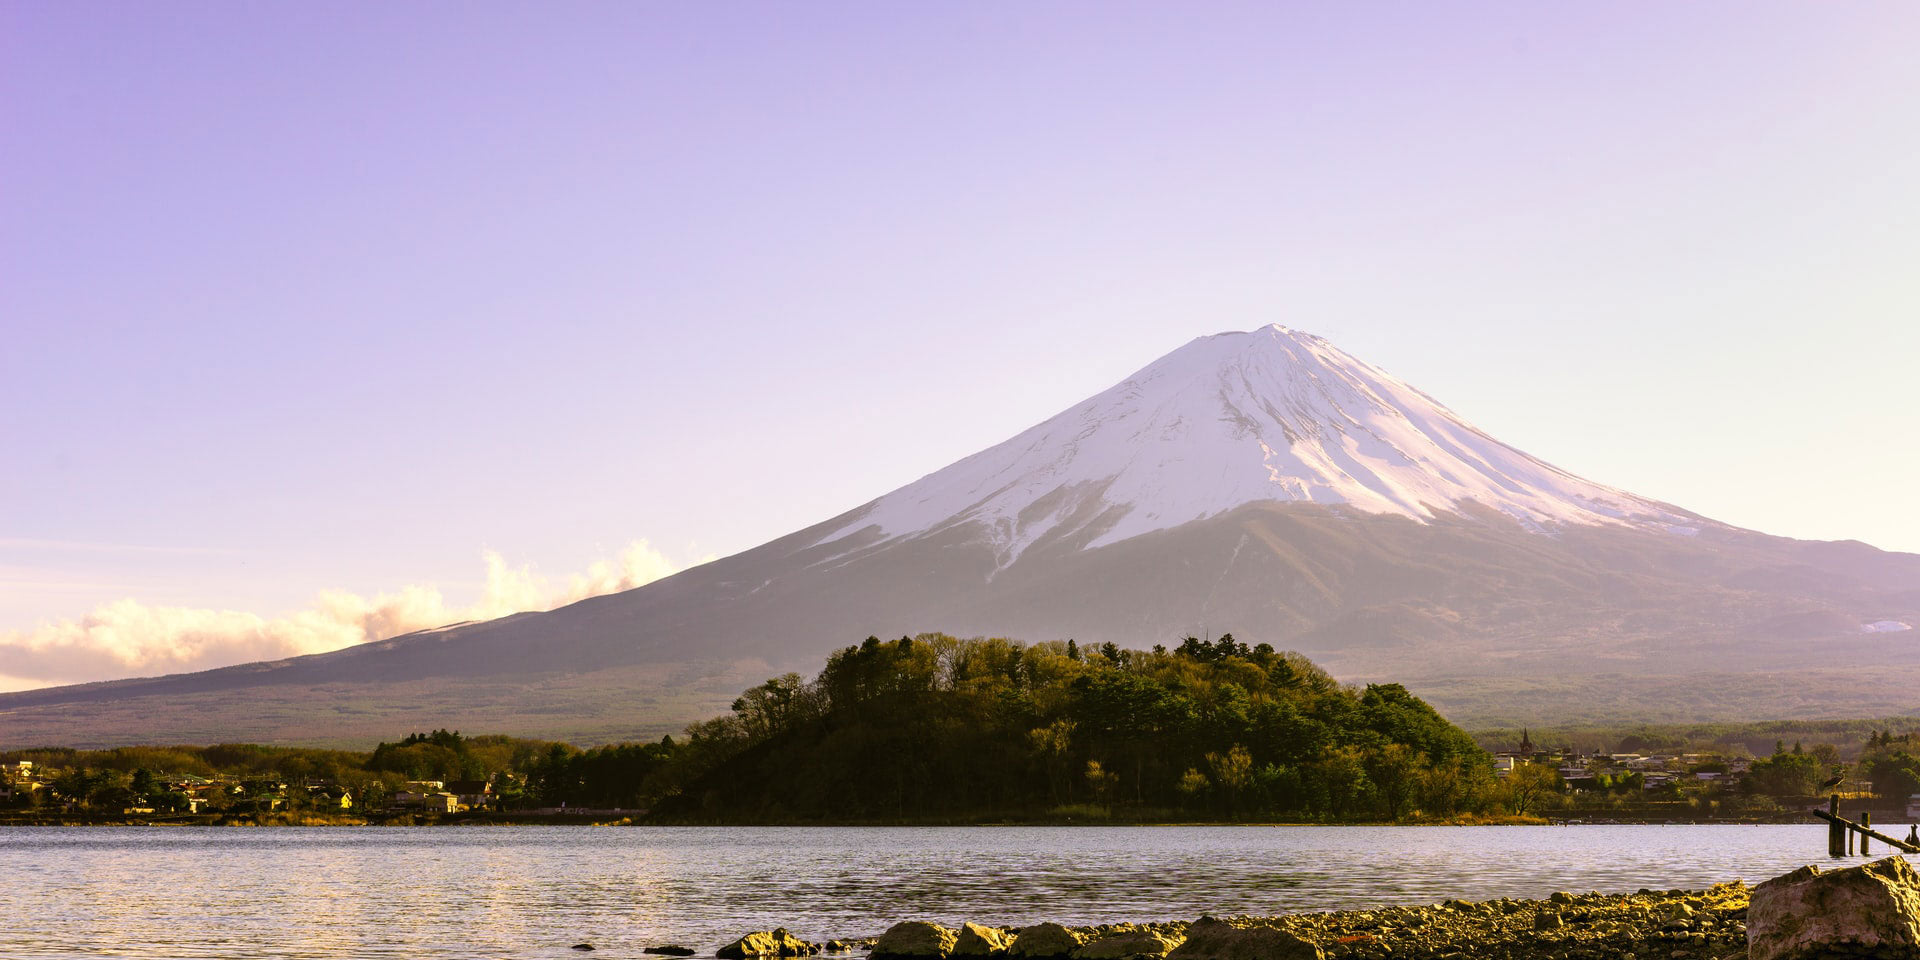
(1812, 794, 1920, 856)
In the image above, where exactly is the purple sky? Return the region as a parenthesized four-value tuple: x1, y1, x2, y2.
(4, 3, 1918, 687)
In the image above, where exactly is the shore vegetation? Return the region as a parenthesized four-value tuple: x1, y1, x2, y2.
(4, 633, 1917, 826)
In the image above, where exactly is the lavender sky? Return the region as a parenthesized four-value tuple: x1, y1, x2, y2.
(4, 3, 1918, 690)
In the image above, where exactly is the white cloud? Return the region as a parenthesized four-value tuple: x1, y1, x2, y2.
(0, 541, 697, 690)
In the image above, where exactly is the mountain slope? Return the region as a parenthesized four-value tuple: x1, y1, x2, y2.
(4, 325, 1916, 746)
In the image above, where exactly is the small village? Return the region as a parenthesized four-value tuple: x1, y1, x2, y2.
(0, 759, 535, 820)
(1482, 729, 1920, 825)
(1492, 730, 1755, 792)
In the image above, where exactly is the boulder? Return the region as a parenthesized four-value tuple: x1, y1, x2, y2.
(718, 929, 821, 958)
(1749, 855, 1920, 960)
(1073, 931, 1183, 960)
(1166, 916, 1321, 960)
(953, 923, 1017, 958)
(645, 948, 697, 957)
(1009, 923, 1087, 960)
(872, 922, 960, 960)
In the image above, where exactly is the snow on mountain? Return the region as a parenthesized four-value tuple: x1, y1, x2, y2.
(825, 324, 1694, 564)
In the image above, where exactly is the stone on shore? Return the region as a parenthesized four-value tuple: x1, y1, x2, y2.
(644, 948, 696, 956)
(872, 921, 960, 960)
(953, 923, 1016, 958)
(1008, 922, 1087, 960)
(741, 882, 1764, 960)
(1073, 930, 1183, 960)
(1748, 855, 1920, 960)
(1166, 916, 1320, 960)
(718, 928, 820, 958)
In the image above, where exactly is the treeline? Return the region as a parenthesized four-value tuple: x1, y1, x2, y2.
(23, 637, 1920, 823)
(1472, 717, 1920, 761)
(1717, 735, 1917, 800)
(653, 633, 1505, 821)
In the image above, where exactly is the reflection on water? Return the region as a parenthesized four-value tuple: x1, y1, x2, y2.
(0, 824, 1882, 959)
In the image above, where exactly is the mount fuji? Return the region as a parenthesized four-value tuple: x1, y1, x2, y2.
(824, 325, 1698, 564)
(6, 325, 1918, 746)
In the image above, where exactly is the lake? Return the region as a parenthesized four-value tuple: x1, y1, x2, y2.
(1, 824, 1879, 959)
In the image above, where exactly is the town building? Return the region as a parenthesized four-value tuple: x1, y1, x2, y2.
(393, 790, 459, 813)
(445, 780, 493, 810)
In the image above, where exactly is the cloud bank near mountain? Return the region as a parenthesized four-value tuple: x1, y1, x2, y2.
(0, 541, 695, 691)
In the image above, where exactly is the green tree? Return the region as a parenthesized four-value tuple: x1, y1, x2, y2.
(1029, 719, 1077, 803)
(1366, 743, 1421, 819)
(1502, 762, 1561, 816)
(52, 769, 112, 808)
(1314, 745, 1371, 817)
(1865, 751, 1920, 799)
(1206, 745, 1253, 815)
(1747, 745, 1823, 797)
(1084, 760, 1118, 803)
(1176, 768, 1210, 802)
(731, 673, 814, 740)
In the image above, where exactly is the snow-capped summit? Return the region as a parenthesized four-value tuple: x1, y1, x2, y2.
(826, 324, 1693, 564)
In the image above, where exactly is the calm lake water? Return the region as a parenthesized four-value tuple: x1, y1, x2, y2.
(1, 824, 1887, 959)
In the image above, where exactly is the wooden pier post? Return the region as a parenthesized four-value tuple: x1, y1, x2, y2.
(1863, 812, 1872, 856)
(1811, 808, 1920, 854)
(1830, 795, 1844, 857)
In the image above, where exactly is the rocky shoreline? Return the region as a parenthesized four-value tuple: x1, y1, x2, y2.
(690, 855, 1920, 960)
(707, 883, 1753, 960)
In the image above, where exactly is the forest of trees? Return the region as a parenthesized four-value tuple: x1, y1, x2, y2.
(653, 633, 1499, 821)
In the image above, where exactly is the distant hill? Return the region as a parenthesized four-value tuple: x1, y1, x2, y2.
(5, 325, 1916, 747)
